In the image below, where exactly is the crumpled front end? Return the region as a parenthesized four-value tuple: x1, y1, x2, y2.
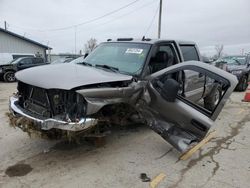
(9, 82, 98, 133)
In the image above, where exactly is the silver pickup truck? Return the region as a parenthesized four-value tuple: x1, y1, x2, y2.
(9, 38, 238, 153)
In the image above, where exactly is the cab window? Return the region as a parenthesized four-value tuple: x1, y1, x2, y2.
(180, 45, 199, 61)
(149, 44, 178, 74)
(155, 68, 228, 115)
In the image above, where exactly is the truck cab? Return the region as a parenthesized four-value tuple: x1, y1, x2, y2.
(81, 39, 218, 110)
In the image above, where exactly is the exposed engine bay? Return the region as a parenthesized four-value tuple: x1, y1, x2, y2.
(9, 80, 144, 141)
(17, 82, 87, 122)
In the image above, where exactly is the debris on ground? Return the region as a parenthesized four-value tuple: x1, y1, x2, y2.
(140, 173, 151, 182)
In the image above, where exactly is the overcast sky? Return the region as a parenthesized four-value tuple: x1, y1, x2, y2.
(0, 0, 250, 56)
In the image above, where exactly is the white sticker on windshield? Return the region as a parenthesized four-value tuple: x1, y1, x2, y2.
(125, 48, 143, 54)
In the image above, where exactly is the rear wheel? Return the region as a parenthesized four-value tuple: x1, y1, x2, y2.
(3, 71, 16, 82)
(204, 84, 222, 111)
(237, 75, 248, 91)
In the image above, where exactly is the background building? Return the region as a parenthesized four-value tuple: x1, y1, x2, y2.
(0, 27, 51, 63)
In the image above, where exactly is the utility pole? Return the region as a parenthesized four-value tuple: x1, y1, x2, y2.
(158, 0, 162, 39)
(4, 21, 7, 30)
(241, 48, 244, 55)
(74, 26, 77, 55)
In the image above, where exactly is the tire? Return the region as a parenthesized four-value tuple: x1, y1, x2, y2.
(204, 84, 222, 111)
(3, 71, 16, 82)
(237, 75, 248, 91)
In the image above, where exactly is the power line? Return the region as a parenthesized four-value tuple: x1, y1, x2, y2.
(48, 0, 141, 31)
(1, 0, 159, 52)
(5, 0, 156, 42)
(144, 3, 159, 36)
(75, 0, 156, 35)
(6, 0, 141, 32)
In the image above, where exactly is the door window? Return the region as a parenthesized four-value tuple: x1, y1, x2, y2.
(180, 45, 199, 61)
(149, 44, 177, 74)
(155, 67, 230, 115)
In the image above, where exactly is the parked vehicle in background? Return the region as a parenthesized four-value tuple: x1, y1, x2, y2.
(0, 53, 35, 65)
(202, 56, 214, 64)
(9, 38, 237, 153)
(213, 55, 250, 91)
(0, 57, 47, 82)
(51, 57, 75, 64)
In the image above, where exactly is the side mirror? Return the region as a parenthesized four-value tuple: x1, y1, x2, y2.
(160, 78, 180, 102)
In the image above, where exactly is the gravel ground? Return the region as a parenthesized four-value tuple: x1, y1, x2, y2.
(0, 82, 250, 188)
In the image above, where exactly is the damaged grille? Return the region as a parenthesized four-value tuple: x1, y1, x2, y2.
(17, 82, 87, 122)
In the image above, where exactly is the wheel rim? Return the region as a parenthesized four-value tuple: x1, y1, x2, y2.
(6, 73, 15, 82)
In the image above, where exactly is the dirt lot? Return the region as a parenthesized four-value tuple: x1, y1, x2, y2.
(0, 82, 250, 188)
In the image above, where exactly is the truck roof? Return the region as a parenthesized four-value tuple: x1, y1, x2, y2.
(105, 38, 196, 45)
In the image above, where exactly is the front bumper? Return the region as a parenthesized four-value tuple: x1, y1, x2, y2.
(9, 96, 98, 131)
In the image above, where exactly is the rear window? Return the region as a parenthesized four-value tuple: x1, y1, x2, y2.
(180, 45, 199, 61)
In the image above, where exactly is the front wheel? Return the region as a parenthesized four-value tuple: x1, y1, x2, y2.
(204, 84, 222, 111)
(3, 71, 16, 82)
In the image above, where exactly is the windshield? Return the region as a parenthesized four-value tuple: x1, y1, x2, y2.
(216, 56, 247, 65)
(75, 42, 151, 75)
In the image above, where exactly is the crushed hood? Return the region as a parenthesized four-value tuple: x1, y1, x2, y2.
(15, 63, 132, 90)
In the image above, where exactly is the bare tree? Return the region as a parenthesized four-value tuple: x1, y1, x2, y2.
(215, 44, 224, 59)
(84, 38, 98, 54)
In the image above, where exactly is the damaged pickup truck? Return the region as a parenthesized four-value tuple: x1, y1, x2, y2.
(9, 38, 238, 153)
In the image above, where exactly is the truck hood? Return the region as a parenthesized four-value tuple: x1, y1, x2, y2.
(15, 63, 133, 90)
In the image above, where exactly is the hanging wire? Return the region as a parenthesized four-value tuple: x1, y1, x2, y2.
(144, 4, 159, 36)
(74, 0, 156, 35)
(4, 0, 157, 42)
(5, 0, 141, 32)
